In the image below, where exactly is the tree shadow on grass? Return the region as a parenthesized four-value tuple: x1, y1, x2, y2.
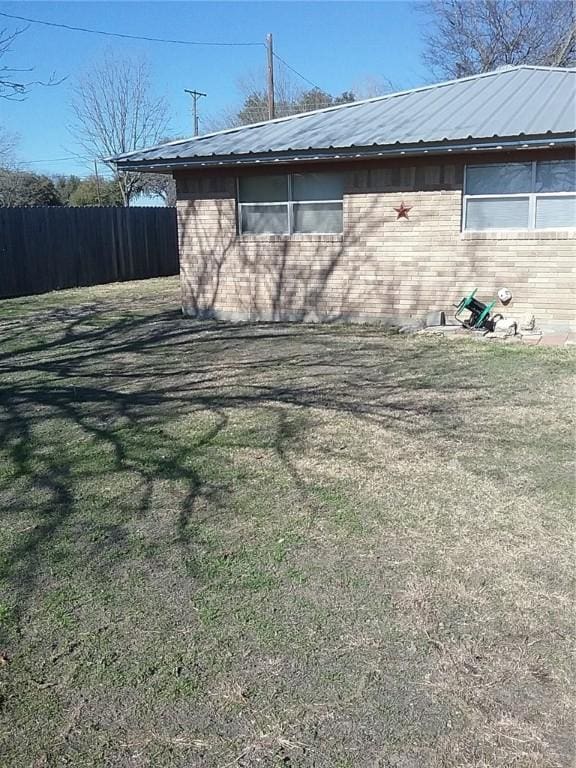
(0, 295, 572, 768)
(0, 299, 490, 646)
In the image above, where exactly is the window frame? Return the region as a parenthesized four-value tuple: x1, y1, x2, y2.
(463, 160, 576, 232)
(237, 173, 344, 236)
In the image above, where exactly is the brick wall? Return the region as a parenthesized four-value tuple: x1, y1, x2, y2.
(176, 155, 576, 330)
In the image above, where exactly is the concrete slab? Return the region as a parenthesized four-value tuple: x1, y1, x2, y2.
(413, 326, 575, 348)
(538, 332, 568, 347)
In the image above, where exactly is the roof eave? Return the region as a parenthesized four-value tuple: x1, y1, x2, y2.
(113, 133, 576, 173)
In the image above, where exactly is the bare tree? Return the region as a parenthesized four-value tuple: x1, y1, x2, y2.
(0, 125, 18, 167)
(204, 67, 303, 131)
(70, 52, 171, 206)
(421, 0, 576, 78)
(350, 74, 394, 100)
(1, 25, 63, 100)
(205, 65, 368, 132)
(0, 26, 26, 98)
(0, 28, 23, 169)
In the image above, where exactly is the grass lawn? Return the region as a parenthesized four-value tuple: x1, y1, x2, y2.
(0, 276, 574, 767)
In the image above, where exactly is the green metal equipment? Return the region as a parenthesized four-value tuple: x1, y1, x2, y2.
(454, 289, 496, 330)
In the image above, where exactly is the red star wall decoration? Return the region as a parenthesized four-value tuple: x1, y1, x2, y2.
(394, 201, 412, 220)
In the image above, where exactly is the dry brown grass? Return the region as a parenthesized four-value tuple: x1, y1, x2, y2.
(0, 277, 573, 767)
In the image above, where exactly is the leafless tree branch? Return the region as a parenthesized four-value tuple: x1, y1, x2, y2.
(420, 0, 575, 78)
(69, 51, 171, 206)
(0, 24, 65, 99)
(0, 125, 18, 168)
(204, 63, 391, 132)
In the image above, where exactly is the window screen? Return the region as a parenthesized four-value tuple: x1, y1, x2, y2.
(535, 195, 576, 229)
(238, 175, 288, 203)
(535, 161, 576, 193)
(464, 159, 576, 230)
(465, 163, 532, 195)
(292, 173, 345, 201)
(465, 197, 529, 230)
(240, 204, 289, 234)
(238, 172, 344, 234)
(293, 202, 343, 233)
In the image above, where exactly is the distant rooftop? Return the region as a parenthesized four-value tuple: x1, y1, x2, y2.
(113, 66, 576, 171)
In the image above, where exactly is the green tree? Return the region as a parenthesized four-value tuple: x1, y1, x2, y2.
(68, 176, 123, 207)
(140, 174, 176, 207)
(0, 169, 61, 206)
(52, 174, 82, 205)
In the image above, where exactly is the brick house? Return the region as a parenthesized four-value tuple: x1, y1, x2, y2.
(114, 66, 576, 330)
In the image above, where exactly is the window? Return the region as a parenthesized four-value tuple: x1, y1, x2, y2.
(238, 172, 344, 234)
(463, 160, 576, 230)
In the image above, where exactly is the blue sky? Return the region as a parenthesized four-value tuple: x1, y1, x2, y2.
(0, 1, 430, 179)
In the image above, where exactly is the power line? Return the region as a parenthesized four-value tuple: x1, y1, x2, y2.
(0, 10, 324, 93)
(18, 156, 81, 164)
(0, 10, 263, 47)
(0, 10, 324, 89)
(0, 10, 328, 110)
(272, 52, 322, 91)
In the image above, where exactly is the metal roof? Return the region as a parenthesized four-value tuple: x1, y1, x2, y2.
(113, 66, 576, 170)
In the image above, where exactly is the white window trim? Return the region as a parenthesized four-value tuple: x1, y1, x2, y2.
(237, 174, 344, 235)
(463, 161, 576, 232)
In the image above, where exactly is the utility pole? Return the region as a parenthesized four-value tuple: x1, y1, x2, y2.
(184, 89, 207, 136)
(93, 159, 102, 206)
(266, 33, 275, 120)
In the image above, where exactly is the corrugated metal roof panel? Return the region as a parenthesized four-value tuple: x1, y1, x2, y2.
(113, 66, 576, 167)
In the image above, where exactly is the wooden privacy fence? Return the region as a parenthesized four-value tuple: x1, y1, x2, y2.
(0, 206, 179, 299)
